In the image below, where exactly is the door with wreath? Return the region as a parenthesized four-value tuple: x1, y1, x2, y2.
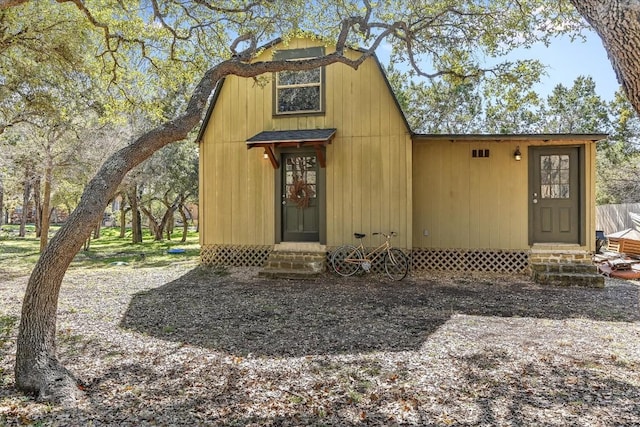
(282, 152, 320, 241)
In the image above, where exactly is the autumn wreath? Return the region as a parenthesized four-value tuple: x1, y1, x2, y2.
(287, 177, 315, 208)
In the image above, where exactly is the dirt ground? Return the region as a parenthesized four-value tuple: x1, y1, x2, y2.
(1, 265, 639, 426)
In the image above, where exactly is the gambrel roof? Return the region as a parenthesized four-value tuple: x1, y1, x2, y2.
(195, 38, 411, 143)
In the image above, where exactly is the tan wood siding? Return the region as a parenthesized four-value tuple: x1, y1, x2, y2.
(200, 38, 412, 249)
(586, 141, 597, 250)
(412, 139, 595, 251)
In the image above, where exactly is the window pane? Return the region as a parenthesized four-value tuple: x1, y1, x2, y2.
(540, 154, 570, 199)
(543, 172, 553, 185)
(307, 170, 316, 184)
(279, 69, 321, 86)
(278, 86, 321, 113)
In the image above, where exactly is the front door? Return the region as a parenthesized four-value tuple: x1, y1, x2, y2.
(530, 146, 581, 244)
(282, 153, 320, 241)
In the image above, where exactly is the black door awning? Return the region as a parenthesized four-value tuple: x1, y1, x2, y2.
(246, 128, 336, 168)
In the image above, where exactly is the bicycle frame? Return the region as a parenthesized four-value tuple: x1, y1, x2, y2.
(331, 231, 408, 280)
(345, 234, 393, 270)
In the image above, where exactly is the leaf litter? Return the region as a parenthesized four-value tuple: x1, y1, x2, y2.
(0, 265, 639, 426)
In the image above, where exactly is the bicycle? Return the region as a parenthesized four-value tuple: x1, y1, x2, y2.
(330, 232, 409, 281)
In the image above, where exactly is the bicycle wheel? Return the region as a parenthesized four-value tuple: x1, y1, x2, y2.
(384, 248, 409, 281)
(331, 245, 363, 277)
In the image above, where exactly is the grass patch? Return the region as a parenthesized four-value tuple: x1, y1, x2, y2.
(0, 315, 17, 346)
(0, 315, 18, 382)
(0, 224, 200, 276)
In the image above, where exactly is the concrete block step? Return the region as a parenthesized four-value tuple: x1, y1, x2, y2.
(533, 272, 604, 288)
(259, 249, 327, 278)
(258, 269, 324, 280)
(262, 260, 325, 272)
(266, 252, 326, 262)
(530, 262, 599, 275)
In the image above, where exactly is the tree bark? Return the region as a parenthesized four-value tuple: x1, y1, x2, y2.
(140, 205, 162, 240)
(570, 1, 640, 114)
(93, 221, 101, 239)
(178, 204, 189, 242)
(128, 186, 142, 244)
(33, 176, 41, 238)
(166, 211, 174, 240)
(19, 166, 31, 238)
(39, 163, 53, 252)
(15, 41, 375, 402)
(0, 173, 4, 227)
(117, 192, 127, 238)
(119, 207, 127, 238)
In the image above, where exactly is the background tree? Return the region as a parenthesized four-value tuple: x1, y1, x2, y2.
(482, 63, 546, 133)
(388, 70, 486, 133)
(597, 91, 640, 204)
(539, 76, 610, 133)
(137, 140, 198, 241)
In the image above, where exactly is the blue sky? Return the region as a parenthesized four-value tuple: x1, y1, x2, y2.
(378, 29, 620, 103)
(512, 31, 620, 101)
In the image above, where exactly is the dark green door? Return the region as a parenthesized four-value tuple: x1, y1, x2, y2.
(282, 153, 320, 242)
(530, 147, 580, 243)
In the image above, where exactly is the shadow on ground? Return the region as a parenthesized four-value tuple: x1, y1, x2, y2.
(119, 268, 640, 357)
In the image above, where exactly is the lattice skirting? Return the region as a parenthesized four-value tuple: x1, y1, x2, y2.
(202, 245, 530, 274)
(201, 244, 272, 267)
(410, 249, 529, 274)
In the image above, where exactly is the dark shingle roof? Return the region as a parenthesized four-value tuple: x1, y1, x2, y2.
(246, 128, 336, 145)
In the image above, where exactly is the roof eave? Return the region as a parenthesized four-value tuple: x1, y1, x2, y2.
(411, 133, 609, 143)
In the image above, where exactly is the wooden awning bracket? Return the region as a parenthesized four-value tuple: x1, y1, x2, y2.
(314, 145, 326, 168)
(263, 146, 279, 169)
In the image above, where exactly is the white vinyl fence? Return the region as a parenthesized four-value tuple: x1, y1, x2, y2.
(596, 203, 640, 234)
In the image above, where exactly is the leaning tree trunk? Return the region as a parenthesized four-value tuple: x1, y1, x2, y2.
(15, 45, 374, 402)
(14, 76, 212, 401)
(571, 1, 640, 115)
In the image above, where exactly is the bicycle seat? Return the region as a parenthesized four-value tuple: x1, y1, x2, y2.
(354, 233, 366, 239)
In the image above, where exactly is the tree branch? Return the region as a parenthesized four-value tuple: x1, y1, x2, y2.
(0, 0, 29, 9)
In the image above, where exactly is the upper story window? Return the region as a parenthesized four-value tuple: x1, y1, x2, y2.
(273, 47, 325, 116)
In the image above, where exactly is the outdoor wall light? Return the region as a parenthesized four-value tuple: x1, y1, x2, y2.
(514, 146, 522, 161)
(263, 151, 269, 159)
